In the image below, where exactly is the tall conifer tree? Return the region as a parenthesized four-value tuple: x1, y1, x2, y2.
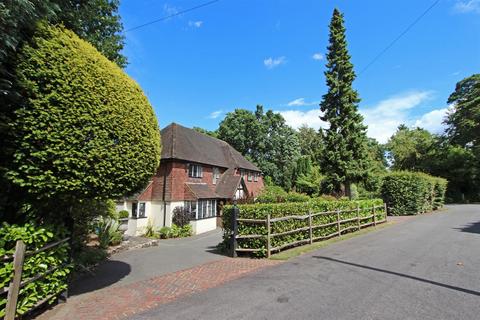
(320, 8, 370, 198)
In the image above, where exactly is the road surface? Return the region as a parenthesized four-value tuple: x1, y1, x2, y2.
(133, 205, 480, 320)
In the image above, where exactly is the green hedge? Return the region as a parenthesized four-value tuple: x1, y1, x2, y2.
(222, 198, 385, 257)
(381, 171, 448, 215)
(0, 223, 71, 318)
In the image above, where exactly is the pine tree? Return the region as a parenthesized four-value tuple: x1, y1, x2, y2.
(320, 8, 370, 198)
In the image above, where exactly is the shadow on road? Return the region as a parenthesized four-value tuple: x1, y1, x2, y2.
(312, 256, 480, 297)
(69, 260, 131, 296)
(454, 221, 480, 234)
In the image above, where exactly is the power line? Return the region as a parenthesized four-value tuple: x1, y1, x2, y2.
(358, 0, 441, 76)
(125, 0, 221, 32)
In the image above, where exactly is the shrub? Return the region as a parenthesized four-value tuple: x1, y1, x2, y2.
(9, 23, 161, 202)
(157, 224, 193, 239)
(172, 206, 192, 227)
(222, 198, 385, 257)
(0, 223, 70, 318)
(95, 217, 122, 248)
(256, 186, 310, 203)
(118, 210, 129, 219)
(381, 171, 447, 215)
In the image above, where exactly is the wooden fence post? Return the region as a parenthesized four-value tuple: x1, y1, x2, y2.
(232, 206, 239, 258)
(373, 205, 377, 227)
(5, 240, 26, 320)
(384, 203, 388, 221)
(266, 214, 271, 258)
(308, 211, 313, 244)
(336, 210, 341, 237)
(356, 205, 360, 230)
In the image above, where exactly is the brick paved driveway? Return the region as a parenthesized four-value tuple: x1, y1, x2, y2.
(39, 258, 280, 320)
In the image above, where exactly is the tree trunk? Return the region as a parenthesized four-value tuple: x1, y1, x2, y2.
(345, 181, 352, 200)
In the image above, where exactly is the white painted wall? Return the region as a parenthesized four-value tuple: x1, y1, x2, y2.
(190, 217, 217, 235)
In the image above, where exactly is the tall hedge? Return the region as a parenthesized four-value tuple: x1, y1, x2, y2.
(381, 171, 447, 215)
(9, 23, 161, 200)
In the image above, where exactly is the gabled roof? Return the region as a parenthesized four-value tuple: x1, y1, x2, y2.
(215, 168, 243, 199)
(161, 123, 260, 172)
(185, 183, 217, 199)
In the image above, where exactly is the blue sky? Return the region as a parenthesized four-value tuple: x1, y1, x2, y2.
(120, 0, 480, 143)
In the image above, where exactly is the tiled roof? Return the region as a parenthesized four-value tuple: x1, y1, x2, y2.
(185, 183, 218, 199)
(215, 168, 242, 199)
(161, 123, 260, 172)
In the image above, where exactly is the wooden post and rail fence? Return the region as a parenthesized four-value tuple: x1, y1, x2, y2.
(231, 204, 387, 258)
(1, 237, 70, 320)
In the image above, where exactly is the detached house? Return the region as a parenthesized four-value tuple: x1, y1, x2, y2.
(118, 123, 264, 236)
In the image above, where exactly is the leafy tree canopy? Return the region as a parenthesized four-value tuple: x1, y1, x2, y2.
(218, 105, 300, 189)
(9, 24, 161, 203)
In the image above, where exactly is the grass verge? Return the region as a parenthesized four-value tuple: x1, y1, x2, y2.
(270, 221, 394, 261)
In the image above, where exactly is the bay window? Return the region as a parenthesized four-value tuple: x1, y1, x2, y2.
(184, 199, 217, 220)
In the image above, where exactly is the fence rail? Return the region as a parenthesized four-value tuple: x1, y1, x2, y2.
(232, 204, 387, 258)
(2, 237, 70, 320)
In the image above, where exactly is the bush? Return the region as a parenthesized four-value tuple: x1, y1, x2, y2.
(118, 210, 129, 219)
(256, 186, 310, 203)
(9, 23, 161, 202)
(381, 171, 447, 215)
(157, 224, 192, 239)
(0, 223, 70, 318)
(172, 206, 192, 227)
(222, 198, 385, 257)
(95, 217, 122, 248)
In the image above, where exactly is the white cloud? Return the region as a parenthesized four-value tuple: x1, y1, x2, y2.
(208, 110, 223, 119)
(280, 91, 447, 143)
(312, 53, 324, 61)
(360, 91, 447, 143)
(454, 0, 480, 13)
(287, 98, 318, 107)
(413, 108, 448, 134)
(188, 20, 203, 28)
(264, 56, 286, 69)
(276, 109, 328, 130)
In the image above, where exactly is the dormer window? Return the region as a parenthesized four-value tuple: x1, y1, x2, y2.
(188, 164, 203, 178)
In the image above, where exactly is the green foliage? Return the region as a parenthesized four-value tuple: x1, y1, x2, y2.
(381, 171, 447, 215)
(446, 74, 480, 147)
(295, 164, 324, 196)
(9, 24, 161, 202)
(256, 186, 310, 203)
(296, 125, 323, 163)
(157, 224, 193, 239)
(386, 126, 437, 171)
(0, 223, 70, 317)
(222, 198, 385, 257)
(319, 9, 370, 198)
(218, 105, 301, 190)
(95, 216, 122, 248)
(192, 126, 218, 138)
(118, 210, 129, 219)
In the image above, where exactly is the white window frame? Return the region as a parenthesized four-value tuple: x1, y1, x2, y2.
(186, 199, 217, 220)
(254, 172, 259, 182)
(188, 163, 203, 178)
(247, 171, 253, 182)
(132, 202, 146, 218)
(213, 167, 220, 185)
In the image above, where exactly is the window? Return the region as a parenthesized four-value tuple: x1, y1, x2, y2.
(213, 167, 220, 185)
(184, 201, 197, 219)
(240, 169, 245, 177)
(186, 199, 217, 219)
(188, 164, 203, 178)
(247, 171, 253, 182)
(254, 172, 259, 182)
(132, 202, 146, 218)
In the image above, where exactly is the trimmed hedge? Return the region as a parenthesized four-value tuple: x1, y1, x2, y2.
(10, 23, 161, 200)
(0, 223, 70, 318)
(222, 198, 385, 257)
(381, 171, 447, 215)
